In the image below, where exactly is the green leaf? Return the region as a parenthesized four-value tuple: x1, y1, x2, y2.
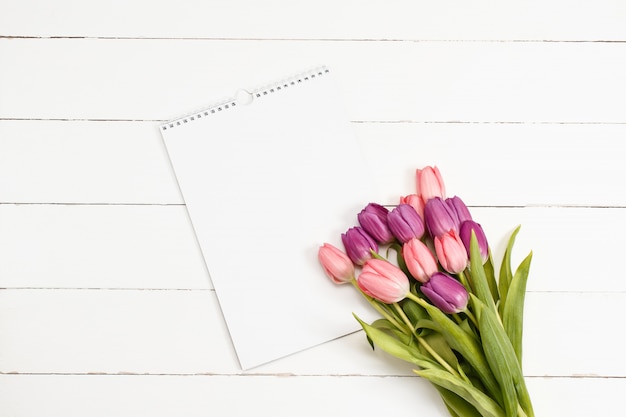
(401, 297, 429, 335)
(370, 318, 412, 346)
(412, 299, 503, 407)
(420, 331, 460, 371)
(484, 252, 500, 303)
(472, 296, 534, 417)
(469, 232, 499, 316)
(502, 251, 533, 363)
(353, 314, 436, 369)
(415, 367, 506, 417)
(435, 387, 485, 417)
(498, 226, 521, 318)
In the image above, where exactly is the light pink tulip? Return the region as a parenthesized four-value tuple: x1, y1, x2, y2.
(434, 230, 468, 274)
(416, 166, 446, 205)
(318, 243, 355, 284)
(357, 259, 409, 304)
(402, 237, 439, 283)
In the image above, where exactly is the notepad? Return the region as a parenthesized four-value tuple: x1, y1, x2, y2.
(160, 66, 377, 369)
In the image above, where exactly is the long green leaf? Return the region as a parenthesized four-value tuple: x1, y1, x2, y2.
(370, 319, 412, 346)
(436, 387, 484, 417)
(472, 296, 534, 417)
(502, 251, 532, 363)
(353, 314, 436, 369)
(484, 252, 500, 303)
(411, 298, 503, 406)
(421, 331, 460, 372)
(498, 226, 521, 318)
(415, 368, 506, 417)
(469, 232, 499, 316)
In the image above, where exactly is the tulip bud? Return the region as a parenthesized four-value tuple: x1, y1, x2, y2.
(459, 220, 489, 263)
(387, 204, 425, 243)
(446, 196, 472, 225)
(424, 197, 459, 238)
(434, 230, 468, 274)
(341, 227, 378, 266)
(399, 194, 425, 219)
(402, 237, 438, 283)
(421, 272, 468, 313)
(318, 243, 355, 284)
(357, 259, 410, 304)
(357, 203, 394, 244)
(416, 166, 446, 205)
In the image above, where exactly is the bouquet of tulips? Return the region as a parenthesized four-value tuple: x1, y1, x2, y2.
(318, 166, 534, 417)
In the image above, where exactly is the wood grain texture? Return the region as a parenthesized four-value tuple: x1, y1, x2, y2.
(0, 1, 623, 415)
(1, 0, 625, 41)
(1, 40, 625, 123)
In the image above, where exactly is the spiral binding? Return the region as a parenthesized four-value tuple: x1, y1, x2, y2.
(161, 66, 330, 131)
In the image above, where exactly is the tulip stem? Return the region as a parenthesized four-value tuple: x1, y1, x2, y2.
(350, 279, 406, 332)
(463, 310, 479, 328)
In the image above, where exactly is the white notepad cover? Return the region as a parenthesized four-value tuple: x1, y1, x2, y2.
(160, 67, 377, 369)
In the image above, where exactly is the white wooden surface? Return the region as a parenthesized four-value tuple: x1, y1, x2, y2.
(2, 1, 626, 415)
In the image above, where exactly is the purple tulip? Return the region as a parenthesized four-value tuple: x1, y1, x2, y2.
(357, 203, 394, 244)
(424, 197, 459, 238)
(387, 204, 425, 243)
(421, 272, 469, 314)
(341, 227, 378, 266)
(446, 196, 472, 225)
(459, 220, 489, 263)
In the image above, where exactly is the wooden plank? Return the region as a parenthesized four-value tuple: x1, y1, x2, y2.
(2, 121, 626, 206)
(0, 290, 621, 377)
(0, 204, 210, 289)
(354, 122, 626, 207)
(0, 120, 182, 204)
(1, 40, 626, 122)
(0, 374, 621, 417)
(1, 0, 625, 41)
(1, 205, 624, 292)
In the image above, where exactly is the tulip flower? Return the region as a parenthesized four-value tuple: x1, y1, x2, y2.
(459, 220, 489, 263)
(399, 194, 425, 219)
(357, 203, 394, 244)
(402, 237, 438, 283)
(357, 258, 410, 303)
(387, 204, 425, 243)
(416, 166, 446, 205)
(318, 243, 355, 284)
(434, 230, 468, 274)
(341, 227, 378, 266)
(420, 272, 469, 313)
(424, 197, 459, 238)
(446, 196, 472, 225)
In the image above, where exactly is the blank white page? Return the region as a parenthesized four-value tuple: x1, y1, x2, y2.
(160, 67, 377, 369)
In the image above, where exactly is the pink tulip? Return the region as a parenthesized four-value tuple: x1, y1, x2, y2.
(357, 259, 410, 304)
(318, 243, 355, 284)
(400, 194, 425, 219)
(434, 230, 468, 274)
(416, 166, 446, 205)
(402, 237, 438, 283)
